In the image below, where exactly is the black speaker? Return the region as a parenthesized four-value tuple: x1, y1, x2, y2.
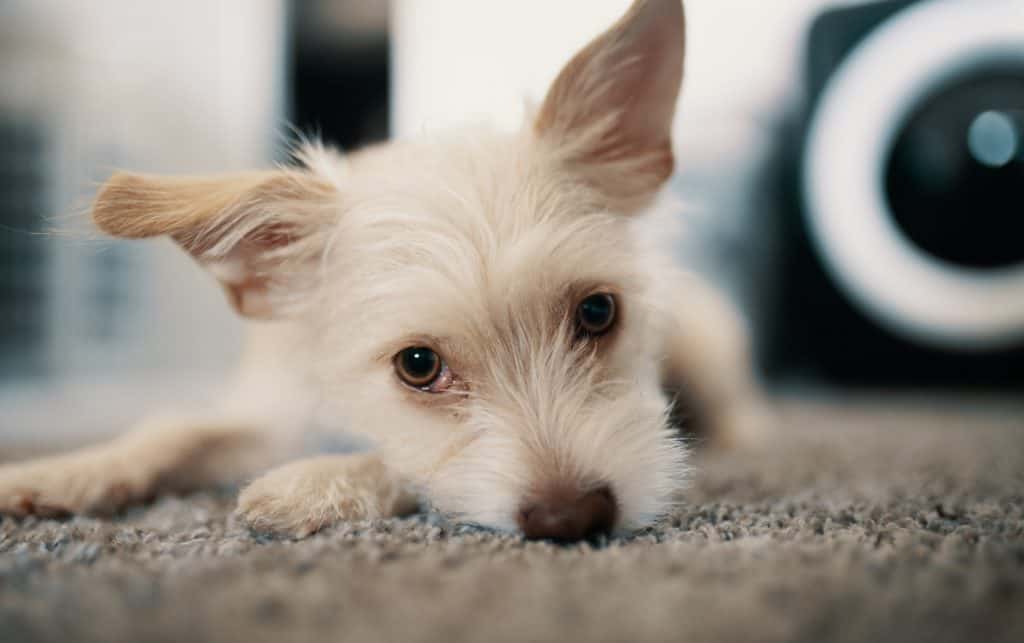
(764, 0, 1024, 388)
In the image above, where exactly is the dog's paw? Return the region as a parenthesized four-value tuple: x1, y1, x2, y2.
(0, 451, 153, 518)
(234, 455, 416, 539)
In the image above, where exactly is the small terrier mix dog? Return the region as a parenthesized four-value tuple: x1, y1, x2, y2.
(0, 0, 761, 541)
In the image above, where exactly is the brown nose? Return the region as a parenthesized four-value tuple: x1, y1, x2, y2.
(517, 485, 617, 542)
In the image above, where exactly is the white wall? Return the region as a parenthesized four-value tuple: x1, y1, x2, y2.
(393, 0, 841, 159)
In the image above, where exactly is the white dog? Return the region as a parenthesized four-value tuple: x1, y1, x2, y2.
(0, 0, 761, 542)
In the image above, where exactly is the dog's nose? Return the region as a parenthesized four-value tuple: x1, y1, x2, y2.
(518, 485, 617, 542)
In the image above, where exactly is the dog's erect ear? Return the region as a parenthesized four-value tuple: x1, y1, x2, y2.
(92, 170, 336, 319)
(535, 0, 685, 212)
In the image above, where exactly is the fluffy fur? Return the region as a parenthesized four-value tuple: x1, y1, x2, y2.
(0, 0, 763, 539)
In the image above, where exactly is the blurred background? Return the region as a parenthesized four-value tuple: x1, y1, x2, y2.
(0, 0, 1022, 443)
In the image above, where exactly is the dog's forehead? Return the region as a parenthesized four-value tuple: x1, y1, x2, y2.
(324, 131, 640, 341)
(343, 131, 597, 227)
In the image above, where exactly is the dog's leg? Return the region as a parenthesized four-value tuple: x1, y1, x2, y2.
(235, 454, 418, 538)
(0, 414, 277, 517)
(660, 272, 769, 448)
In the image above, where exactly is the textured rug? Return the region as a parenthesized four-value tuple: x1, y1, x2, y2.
(1, 397, 1022, 643)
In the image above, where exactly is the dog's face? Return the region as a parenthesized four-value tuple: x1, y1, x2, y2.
(93, 0, 689, 538)
(305, 129, 688, 534)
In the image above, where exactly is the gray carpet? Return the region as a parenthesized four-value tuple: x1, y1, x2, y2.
(1, 397, 1022, 643)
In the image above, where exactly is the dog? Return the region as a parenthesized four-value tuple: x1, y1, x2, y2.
(0, 0, 762, 542)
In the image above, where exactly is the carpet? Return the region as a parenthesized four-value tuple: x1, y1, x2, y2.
(1, 396, 1022, 643)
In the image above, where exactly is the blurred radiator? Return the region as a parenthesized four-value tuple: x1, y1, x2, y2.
(0, 0, 286, 441)
(0, 117, 50, 378)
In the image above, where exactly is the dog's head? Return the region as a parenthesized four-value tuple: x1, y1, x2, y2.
(93, 0, 689, 540)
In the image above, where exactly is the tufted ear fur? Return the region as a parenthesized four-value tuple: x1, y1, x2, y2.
(535, 0, 685, 213)
(92, 169, 337, 319)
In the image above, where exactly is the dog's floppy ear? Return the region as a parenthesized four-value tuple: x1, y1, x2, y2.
(92, 169, 336, 319)
(535, 0, 685, 212)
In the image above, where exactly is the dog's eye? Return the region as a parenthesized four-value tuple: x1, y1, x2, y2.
(395, 346, 449, 391)
(576, 293, 617, 336)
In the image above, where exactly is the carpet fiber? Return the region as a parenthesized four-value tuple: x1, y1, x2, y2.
(1, 397, 1022, 643)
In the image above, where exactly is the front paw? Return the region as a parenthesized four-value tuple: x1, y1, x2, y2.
(234, 455, 414, 539)
(0, 452, 151, 518)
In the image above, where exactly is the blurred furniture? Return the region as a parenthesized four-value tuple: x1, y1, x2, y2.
(767, 0, 1024, 386)
(0, 0, 285, 440)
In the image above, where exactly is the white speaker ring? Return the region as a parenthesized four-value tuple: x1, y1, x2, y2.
(803, 0, 1024, 351)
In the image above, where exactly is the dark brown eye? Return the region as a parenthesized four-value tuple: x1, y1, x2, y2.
(395, 346, 445, 389)
(576, 293, 617, 336)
